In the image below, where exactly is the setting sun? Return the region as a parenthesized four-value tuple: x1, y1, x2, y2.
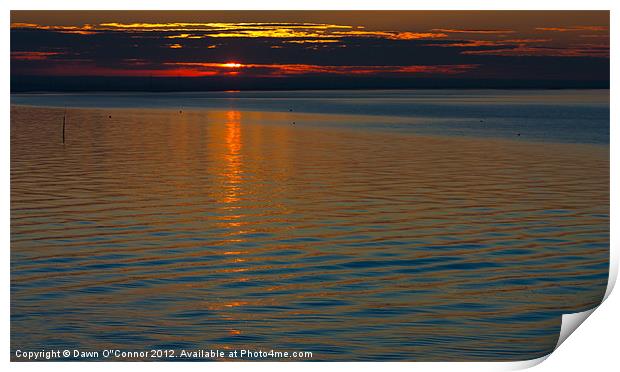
(221, 62, 242, 68)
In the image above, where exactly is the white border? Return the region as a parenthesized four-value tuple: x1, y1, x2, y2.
(2, 1, 616, 10)
(3, 1, 617, 371)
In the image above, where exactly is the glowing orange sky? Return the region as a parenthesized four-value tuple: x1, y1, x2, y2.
(10, 11, 609, 83)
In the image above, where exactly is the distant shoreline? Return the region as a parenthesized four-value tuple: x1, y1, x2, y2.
(10, 76, 609, 93)
(10, 87, 612, 94)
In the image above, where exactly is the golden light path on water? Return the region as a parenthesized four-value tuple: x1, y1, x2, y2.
(10, 104, 608, 361)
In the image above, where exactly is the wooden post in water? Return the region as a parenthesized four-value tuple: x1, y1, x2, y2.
(62, 107, 67, 144)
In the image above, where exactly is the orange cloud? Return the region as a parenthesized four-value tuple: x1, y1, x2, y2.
(11, 21, 447, 41)
(283, 39, 341, 44)
(462, 45, 608, 57)
(535, 26, 608, 32)
(433, 38, 551, 48)
(332, 30, 447, 39)
(98, 22, 353, 31)
(579, 34, 610, 38)
(11, 51, 62, 60)
(432, 40, 505, 48)
(166, 34, 204, 39)
(431, 29, 515, 34)
(12, 61, 219, 77)
(163, 62, 479, 77)
(502, 39, 552, 43)
(11, 23, 97, 33)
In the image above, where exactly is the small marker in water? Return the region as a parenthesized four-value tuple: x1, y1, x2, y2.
(62, 107, 67, 144)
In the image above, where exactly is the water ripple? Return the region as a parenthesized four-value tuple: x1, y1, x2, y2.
(11, 104, 608, 361)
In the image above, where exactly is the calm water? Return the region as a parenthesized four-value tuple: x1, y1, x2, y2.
(11, 90, 609, 361)
(11, 90, 609, 144)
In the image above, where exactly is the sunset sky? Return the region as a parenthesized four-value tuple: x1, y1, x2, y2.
(10, 11, 610, 90)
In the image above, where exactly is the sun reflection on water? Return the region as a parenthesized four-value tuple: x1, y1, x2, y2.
(223, 110, 243, 205)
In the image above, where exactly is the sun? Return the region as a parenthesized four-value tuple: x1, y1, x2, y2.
(221, 62, 242, 68)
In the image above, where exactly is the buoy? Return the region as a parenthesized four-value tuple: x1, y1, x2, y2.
(62, 108, 66, 144)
